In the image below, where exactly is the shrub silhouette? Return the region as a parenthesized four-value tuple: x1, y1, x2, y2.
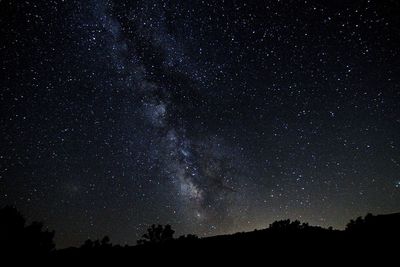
(80, 236, 113, 249)
(137, 224, 175, 245)
(268, 219, 309, 232)
(0, 206, 55, 255)
(345, 212, 400, 235)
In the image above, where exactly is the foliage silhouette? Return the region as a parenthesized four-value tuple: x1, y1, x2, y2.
(137, 224, 175, 245)
(80, 236, 113, 249)
(2, 206, 399, 263)
(0, 206, 55, 256)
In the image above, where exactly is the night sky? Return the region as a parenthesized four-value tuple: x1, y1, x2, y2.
(1, 0, 400, 248)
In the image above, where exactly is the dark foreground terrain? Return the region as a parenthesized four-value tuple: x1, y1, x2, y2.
(1, 206, 399, 264)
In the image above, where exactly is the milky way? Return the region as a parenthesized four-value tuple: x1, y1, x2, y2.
(1, 0, 400, 248)
(86, 0, 248, 230)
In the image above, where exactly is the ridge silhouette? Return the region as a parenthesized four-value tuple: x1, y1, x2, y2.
(1, 206, 399, 263)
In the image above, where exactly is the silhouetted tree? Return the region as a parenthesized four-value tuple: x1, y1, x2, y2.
(24, 221, 55, 253)
(0, 206, 25, 244)
(269, 219, 301, 231)
(0, 206, 55, 255)
(137, 224, 175, 245)
(80, 236, 112, 249)
(346, 214, 374, 232)
(81, 239, 94, 249)
(101, 236, 112, 248)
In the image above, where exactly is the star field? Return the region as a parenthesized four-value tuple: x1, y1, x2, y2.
(1, 0, 400, 248)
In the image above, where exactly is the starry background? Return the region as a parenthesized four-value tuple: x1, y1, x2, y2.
(1, 0, 400, 248)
